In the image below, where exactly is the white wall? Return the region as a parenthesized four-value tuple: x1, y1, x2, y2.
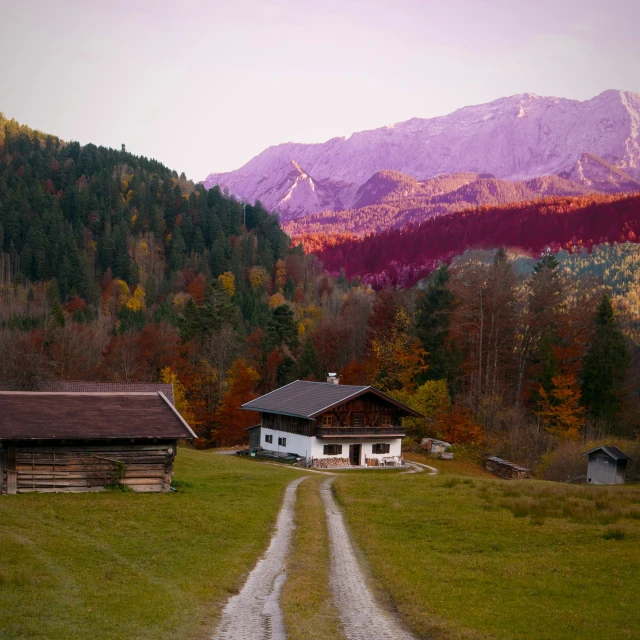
(308, 436, 402, 463)
(260, 427, 314, 461)
(259, 427, 403, 465)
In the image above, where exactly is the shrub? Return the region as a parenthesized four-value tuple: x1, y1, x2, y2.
(602, 527, 626, 540)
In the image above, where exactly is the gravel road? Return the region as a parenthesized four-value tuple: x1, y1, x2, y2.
(320, 478, 416, 640)
(212, 476, 307, 640)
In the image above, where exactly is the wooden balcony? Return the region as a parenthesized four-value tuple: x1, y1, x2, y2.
(315, 426, 405, 438)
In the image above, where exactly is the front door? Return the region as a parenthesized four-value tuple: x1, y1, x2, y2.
(349, 444, 361, 466)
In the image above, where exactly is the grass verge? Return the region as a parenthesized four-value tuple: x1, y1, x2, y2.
(0, 449, 294, 640)
(334, 471, 640, 640)
(281, 476, 344, 640)
(404, 451, 494, 478)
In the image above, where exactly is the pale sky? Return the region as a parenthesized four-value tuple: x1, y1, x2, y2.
(1, 0, 638, 180)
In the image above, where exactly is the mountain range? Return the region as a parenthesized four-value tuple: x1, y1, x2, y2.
(203, 90, 640, 225)
(282, 156, 640, 237)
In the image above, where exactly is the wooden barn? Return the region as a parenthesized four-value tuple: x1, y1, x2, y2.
(0, 391, 195, 494)
(585, 446, 631, 485)
(242, 376, 422, 468)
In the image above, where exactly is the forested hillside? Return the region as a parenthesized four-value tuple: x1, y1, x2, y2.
(306, 193, 640, 288)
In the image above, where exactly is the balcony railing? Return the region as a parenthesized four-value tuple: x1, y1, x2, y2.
(315, 426, 406, 438)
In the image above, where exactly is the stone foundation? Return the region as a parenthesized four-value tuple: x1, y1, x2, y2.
(313, 457, 350, 469)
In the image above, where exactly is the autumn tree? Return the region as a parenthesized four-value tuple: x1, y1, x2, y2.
(212, 359, 260, 446)
(537, 373, 585, 440)
(160, 366, 197, 427)
(371, 307, 428, 392)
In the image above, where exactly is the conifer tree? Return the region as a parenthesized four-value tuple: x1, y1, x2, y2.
(581, 294, 630, 428)
(415, 264, 460, 386)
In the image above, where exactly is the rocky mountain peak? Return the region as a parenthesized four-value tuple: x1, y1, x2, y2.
(203, 90, 640, 220)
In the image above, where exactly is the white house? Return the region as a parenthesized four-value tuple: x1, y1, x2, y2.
(242, 376, 422, 468)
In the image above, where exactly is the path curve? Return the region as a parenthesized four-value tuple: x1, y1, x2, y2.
(407, 460, 439, 474)
(320, 478, 416, 640)
(212, 476, 307, 640)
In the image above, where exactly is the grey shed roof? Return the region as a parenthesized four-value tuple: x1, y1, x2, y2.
(242, 380, 423, 419)
(584, 446, 632, 461)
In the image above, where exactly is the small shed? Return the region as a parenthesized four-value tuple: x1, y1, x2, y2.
(486, 456, 529, 480)
(585, 446, 631, 485)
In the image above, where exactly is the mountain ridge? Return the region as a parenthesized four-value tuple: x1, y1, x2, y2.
(203, 90, 640, 221)
(282, 161, 640, 238)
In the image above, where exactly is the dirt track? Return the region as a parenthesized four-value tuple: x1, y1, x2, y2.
(211, 476, 307, 640)
(320, 477, 416, 640)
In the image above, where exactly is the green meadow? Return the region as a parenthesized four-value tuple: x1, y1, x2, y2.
(0, 450, 293, 640)
(334, 470, 640, 640)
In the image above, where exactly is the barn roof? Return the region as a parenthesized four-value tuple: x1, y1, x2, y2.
(242, 380, 423, 419)
(584, 445, 632, 460)
(0, 380, 175, 405)
(0, 392, 195, 440)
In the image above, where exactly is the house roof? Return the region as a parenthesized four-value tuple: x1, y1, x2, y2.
(0, 380, 175, 405)
(0, 391, 195, 440)
(584, 446, 632, 461)
(242, 380, 423, 419)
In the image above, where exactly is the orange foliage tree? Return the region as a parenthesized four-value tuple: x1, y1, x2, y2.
(536, 373, 585, 440)
(436, 405, 484, 445)
(212, 359, 260, 446)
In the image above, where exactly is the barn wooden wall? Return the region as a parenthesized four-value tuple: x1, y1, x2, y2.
(0, 440, 176, 494)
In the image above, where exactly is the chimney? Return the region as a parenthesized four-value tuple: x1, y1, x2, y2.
(327, 373, 340, 385)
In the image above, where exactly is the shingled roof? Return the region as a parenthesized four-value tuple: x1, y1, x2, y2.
(0, 392, 195, 440)
(242, 380, 422, 419)
(0, 381, 175, 405)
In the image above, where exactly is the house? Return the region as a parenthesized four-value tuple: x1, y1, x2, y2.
(242, 376, 422, 468)
(585, 446, 631, 485)
(0, 391, 196, 494)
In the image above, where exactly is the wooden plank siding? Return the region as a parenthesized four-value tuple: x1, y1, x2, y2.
(1, 440, 176, 494)
(260, 396, 402, 438)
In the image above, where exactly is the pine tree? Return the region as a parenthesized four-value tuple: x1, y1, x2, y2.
(581, 294, 630, 428)
(415, 264, 460, 386)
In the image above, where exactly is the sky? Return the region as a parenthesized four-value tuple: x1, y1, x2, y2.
(1, 0, 639, 180)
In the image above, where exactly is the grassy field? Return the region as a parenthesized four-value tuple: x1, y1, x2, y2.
(334, 470, 640, 640)
(280, 475, 344, 640)
(0, 450, 294, 640)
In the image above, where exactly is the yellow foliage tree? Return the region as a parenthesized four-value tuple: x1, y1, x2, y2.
(269, 292, 286, 309)
(125, 284, 146, 312)
(160, 367, 197, 427)
(371, 308, 428, 392)
(248, 266, 269, 290)
(275, 259, 287, 290)
(218, 271, 236, 297)
(536, 373, 585, 441)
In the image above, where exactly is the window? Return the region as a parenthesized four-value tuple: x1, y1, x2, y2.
(278, 437, 287, 447)
(380, 413, 391, 426)
(265, 434, 273, 444)
(372, 443, 390, 454)
(353, 414, 364, 427)
(324, 444, 343, 455)
(322, 415, 333, 426)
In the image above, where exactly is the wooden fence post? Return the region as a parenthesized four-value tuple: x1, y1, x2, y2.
(6, 443, 17, 495)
